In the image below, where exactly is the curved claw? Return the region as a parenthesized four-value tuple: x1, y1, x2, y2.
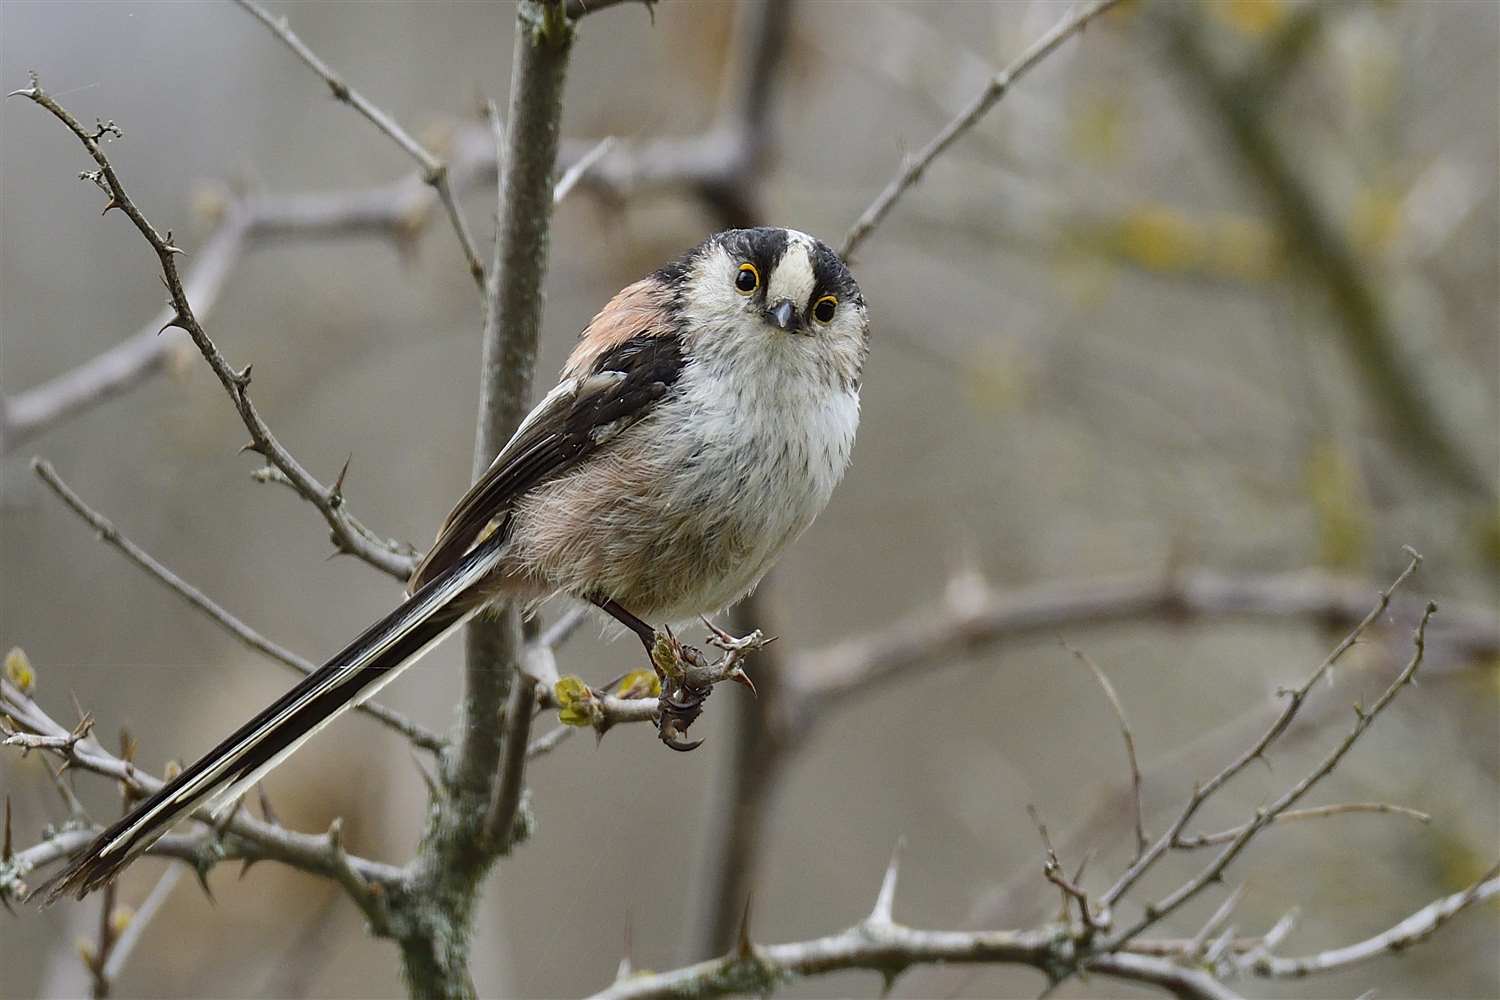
(661, 730, 704, 752)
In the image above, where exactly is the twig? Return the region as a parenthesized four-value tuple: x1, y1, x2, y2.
(1176, 802, 1431, 849)
(1246, 864, 1500, 978)
(483, 675, 538, 851)
(30, 459, 443, 752)
(1, 220, 243, 455)
(8, 76, 417, 581)
(786, 557, 1494, 733)
(1102, 599, 1439, 949)
(1061, 640, 1148, 862)
(0, 679, 404, 906)
(232, 0, 485, 286)
(554, 136, 616, 204)
(841, 0, 1122, 259)
(1098, 550, 1424, 911)
(97, 867, 184, 987)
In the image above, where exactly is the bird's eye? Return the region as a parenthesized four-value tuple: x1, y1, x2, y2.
(813, 294, 838, 323)
(735, 262, 760, 294)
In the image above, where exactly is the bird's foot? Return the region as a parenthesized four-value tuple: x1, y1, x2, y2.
(647, 623, 773, 752)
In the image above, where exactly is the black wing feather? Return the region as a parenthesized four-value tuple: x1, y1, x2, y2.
(407, 335, 685, 593)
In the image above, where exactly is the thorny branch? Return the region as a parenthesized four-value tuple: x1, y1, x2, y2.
(2, 22, 781, 454)
(232, 0, 486, 287)
(0, 677, 401, 927)
(8, 74, 419, 581)
(1098, 549, 1424, 912)
(587, 554, 1494, 999)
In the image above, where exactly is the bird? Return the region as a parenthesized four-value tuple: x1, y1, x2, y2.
(39, 226, 869, 901)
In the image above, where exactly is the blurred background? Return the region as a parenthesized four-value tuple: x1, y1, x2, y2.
(2, 1, 1496, 997)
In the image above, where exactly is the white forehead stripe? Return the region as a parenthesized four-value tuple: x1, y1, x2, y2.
(768, 232, 816, 308)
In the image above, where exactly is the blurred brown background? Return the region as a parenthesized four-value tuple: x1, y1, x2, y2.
(2, 1, 1496, 997)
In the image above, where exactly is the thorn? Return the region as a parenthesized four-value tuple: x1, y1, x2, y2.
(733, 892, 755, 961)
(869, 836, 905, 926)
(157, 313, 188, 335)
(255, 783, 281, 827)
(727, 667, 757, 698)
(231, 364, 252, 389)
(100, 197, 122, 216)
(162, 230, 185, 255)
(878, 967, 902, 998)
(238, 439, 265, 457)
(615, 912, 634, 981)
(192, 861, 216, 904)
(118, 726, 136, 764)
(330, 454, 352, 508)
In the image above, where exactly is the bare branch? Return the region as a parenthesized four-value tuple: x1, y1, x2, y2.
(97, 867, 184, 988)
(841, 0, 1123, 259)
(554, 136, 616, 204)
(232, 0, 485, 285)
(587, 916, 1239, 1000)
(1249, 864, 1499, 978)
(0, 679, 404, 914)
(1099, 550, 1423, 911)
(1061, 640, 1148, 861)
(1176, 802, 1431, 850)
(29, 459, 442, 750)
(396, 3, 575, 995)
(2, 220, 242, 455)
(1104, 599, 1439, 948)
(9, 77, 418, 581)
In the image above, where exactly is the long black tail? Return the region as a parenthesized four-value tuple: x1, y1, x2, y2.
(38, 536, 506, 902)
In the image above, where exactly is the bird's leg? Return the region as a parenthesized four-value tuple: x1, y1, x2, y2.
(589, 596, 708, 751)
(591, 596, 658, 653)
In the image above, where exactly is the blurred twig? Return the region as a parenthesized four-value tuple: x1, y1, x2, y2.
(1157, 1, 1493, 501)
(841, 0, 1122, 259)
(232, 0, 486, 286)
(29, 458, 444, 751)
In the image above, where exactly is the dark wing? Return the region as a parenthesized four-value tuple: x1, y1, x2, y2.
(406, 335, 685, 594)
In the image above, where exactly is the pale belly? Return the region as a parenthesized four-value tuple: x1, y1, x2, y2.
(502, 381, 859, 624)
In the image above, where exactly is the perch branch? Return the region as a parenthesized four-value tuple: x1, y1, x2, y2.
(30, 458, 443, 751)
(232, 0, 485, 286)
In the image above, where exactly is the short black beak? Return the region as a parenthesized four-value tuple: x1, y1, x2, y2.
(767, 299, 801, 332)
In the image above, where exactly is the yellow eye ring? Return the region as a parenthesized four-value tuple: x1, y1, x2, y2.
(734, 262, 760, 295)
(812, 294, 838, 323)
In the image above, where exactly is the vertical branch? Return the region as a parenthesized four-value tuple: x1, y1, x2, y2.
(690, 589, 792, 959)
(397, 3, 574, 997)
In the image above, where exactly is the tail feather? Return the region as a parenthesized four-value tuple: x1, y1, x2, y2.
(36, 536, 505, 903)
